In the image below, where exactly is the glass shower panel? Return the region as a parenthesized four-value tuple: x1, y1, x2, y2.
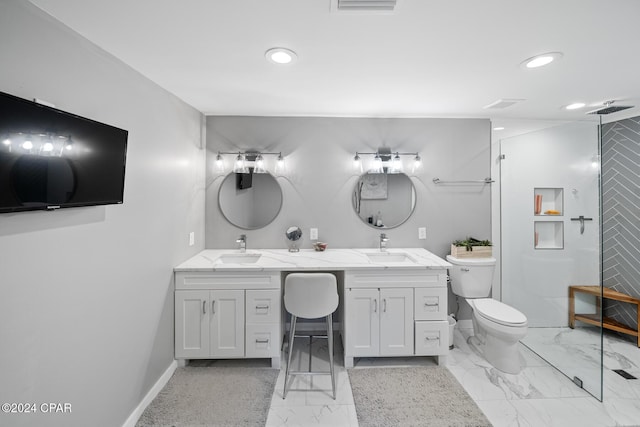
(501, 120, 603, 400)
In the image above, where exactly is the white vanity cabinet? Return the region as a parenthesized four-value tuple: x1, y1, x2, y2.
(175, 289, 244, 359)
(343, 269, 448, 368)
(174, 271, 281, 368)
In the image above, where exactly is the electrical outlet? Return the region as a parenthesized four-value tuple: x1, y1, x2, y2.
(189, 232, 195, 246)
(310, 228, 318, 240)
(418, 227, 427, 240)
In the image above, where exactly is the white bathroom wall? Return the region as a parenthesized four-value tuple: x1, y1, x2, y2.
(0, 2, 205, 426)
(206, 116, 492, 318)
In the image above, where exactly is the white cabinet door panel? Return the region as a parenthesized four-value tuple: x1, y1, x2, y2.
(346, 288, 380, 357)
(211, 289, 245, 357)
(175, 290, 210, 359)
(380, 288, 413, 356)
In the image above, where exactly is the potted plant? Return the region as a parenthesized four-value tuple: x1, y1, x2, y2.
(451, 237, 492, 258)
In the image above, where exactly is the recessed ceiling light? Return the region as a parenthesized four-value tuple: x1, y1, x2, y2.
(565, 102, 586, 110)
(520, 52, 563, 69)
(265, 47, 297, 65)
(493, 127, 505, 131)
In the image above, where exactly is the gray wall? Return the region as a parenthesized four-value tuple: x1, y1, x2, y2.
(0, 2, 205, 426)
(602, 116, 640, 332)
(206, 116, 492, 317)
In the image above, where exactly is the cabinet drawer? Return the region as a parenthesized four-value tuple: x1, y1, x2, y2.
(246, 323, 280, 358)
(414, 287, 447, 321)
(246, 289, 281, 324)
(415, 321, 448, 356)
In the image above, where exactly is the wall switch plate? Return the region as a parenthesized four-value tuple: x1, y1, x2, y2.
(418, 227, 427, 240)
(189, 232, 195, 246)
(310, 228, 318, 240)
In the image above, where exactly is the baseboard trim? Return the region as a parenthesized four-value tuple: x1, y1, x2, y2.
(122, 360, 177, 427)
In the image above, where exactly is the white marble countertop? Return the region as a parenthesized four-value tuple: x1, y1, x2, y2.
(174, 248, 451, 272)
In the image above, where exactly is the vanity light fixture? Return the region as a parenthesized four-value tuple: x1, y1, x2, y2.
(353, 148, 421, 174)
(216, 150, 285, 175)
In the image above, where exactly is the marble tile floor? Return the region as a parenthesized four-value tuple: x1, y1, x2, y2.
(262, 327, 640, 427)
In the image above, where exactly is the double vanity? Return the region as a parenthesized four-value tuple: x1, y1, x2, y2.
(174, 248, 451, 368)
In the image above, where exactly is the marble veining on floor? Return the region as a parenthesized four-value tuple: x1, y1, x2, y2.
(263, 327, 640, 426)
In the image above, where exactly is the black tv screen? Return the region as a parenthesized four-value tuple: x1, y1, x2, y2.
(0, 91, 128, 213)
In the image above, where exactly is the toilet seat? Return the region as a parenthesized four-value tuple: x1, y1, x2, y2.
(470, 298, 527, 327)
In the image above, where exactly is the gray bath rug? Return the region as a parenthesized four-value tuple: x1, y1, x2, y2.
(348, 366, 492, 427)
(136, 366, 278, 427)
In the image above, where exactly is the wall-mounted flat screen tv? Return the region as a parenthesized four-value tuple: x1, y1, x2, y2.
(0, 91, 128, 213)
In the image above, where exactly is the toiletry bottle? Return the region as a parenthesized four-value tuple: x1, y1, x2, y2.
(376, 211, 383, 227)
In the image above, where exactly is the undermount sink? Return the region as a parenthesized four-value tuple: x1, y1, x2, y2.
(218, 253, 262, 264)
(366, 252, 415, 263)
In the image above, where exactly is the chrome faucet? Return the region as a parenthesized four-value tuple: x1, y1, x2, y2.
(236, 234, 246, 253)
(379, 233, 388, 252)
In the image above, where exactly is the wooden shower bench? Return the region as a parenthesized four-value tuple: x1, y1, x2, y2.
(569, 285, 640, 347)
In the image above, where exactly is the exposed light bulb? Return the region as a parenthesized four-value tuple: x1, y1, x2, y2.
(215, 153, 225, 173)
(275, 153, 285, 175)
(390, 153, 403, 174)
(353, 153, 362, 172)
(2, 138, 10, 146)
(22, 139, 33, 150)
(43, 142, 54, 152)
(412, 154, 422, 173)
(372, 154, 383, 173)
(254, 154, 266, 174)
(233, 153, 246, 173)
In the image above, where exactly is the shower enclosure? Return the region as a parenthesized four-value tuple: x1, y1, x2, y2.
(500, 119, 603, 400)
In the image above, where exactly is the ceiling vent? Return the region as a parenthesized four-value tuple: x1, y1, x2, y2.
(334, 0, 398, 11)
(483, 99, 526, 109)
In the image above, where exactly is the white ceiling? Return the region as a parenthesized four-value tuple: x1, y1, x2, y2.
(29, 0, 640, 135)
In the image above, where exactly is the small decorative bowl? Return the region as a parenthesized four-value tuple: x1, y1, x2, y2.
(313, 242, 328, 252)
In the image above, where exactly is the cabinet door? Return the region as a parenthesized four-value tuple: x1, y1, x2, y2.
(380, 288, 414, 356)
(211, 289, 245, 358)
(175, 290, 210, 359)
(346, 288, 380, 357)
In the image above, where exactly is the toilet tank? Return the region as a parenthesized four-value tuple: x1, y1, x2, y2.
(446, 255, 496, 298)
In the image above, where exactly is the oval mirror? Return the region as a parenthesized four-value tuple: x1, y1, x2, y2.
(352, 172, 416, 229)
(218, 172, 283, 229)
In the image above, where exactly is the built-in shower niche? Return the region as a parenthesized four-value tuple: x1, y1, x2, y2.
(534, 187, 563, 216)
(534, 221, 564, 249)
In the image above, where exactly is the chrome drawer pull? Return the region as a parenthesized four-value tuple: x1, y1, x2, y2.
(461, 268, 470, 272)
(212, 300, 215, 314)
(255, 339, 270, 344)
(425, 336, 439, 341)
(373, 299, 378, 313)
(203, 301, 206, 314)
(424, 302, 439, 306)
(255, 305, 270, 310)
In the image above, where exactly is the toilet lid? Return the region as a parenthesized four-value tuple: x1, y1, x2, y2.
(472, 298, 527, 326)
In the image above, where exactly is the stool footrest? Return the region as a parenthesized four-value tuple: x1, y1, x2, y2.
(288, 371, 332, 376)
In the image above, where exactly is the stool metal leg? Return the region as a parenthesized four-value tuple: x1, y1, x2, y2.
(283, 315, 297, 399)
(327, 313, 336, 400)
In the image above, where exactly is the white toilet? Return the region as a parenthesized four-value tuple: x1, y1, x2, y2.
(446, 255, 528, 374)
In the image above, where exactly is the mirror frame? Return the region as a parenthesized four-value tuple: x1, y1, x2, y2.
(352, 172, 417, 229)
(218, 171, 283, 230)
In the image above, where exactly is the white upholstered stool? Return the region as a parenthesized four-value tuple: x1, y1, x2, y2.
(283, 273, 339, 399)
